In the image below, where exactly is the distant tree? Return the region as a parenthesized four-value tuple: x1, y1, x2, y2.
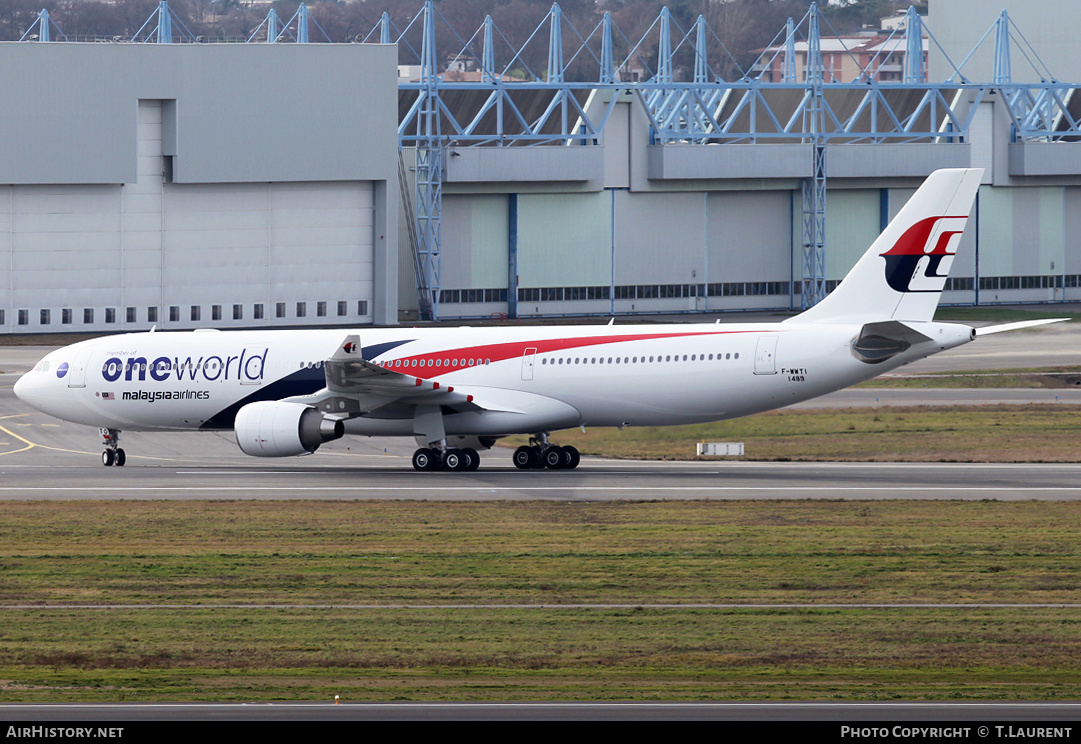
(9, 0, 912, 84)
(0, 0, 55, 41)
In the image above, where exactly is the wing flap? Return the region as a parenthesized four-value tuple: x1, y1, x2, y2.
(322, 334, 478, 408)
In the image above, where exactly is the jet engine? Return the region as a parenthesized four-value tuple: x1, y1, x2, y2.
(234, 400, 345, 457)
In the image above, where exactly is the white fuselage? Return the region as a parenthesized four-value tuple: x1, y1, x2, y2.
(14, 320, 974, 438)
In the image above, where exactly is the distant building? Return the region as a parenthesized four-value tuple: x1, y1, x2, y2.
(753, 34, 927, 83)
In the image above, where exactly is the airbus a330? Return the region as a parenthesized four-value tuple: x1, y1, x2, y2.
(14, 168, 1059, 471)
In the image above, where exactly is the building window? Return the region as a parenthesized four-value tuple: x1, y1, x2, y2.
(18, 309, 28, 326)
(62, 308, 72, 325)
(84, 308, 94, 324)
(254, 304, 264, 320)
(296, 302, 306, 318)
(40, 309, 50, 325)
(190, 306, 201, 322)
(105, 308, 116, 324)
(147, 307, 158, 323)
(169, 306, 179, 322)
(126, 307, 137, 323)
(357, 300, 368, 316)
(337, 301, 347, 317)
(233, 304, 243, 320)
(0, 310, 4, 325)
(276, 302, 286, 319)
(316, 301, 327, 317)
(212, 305, 222, 321)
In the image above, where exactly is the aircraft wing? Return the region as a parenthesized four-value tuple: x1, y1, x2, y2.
(288, 334, 480, 413)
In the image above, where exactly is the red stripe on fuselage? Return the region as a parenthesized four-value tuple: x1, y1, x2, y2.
(373, 330, 758, 378)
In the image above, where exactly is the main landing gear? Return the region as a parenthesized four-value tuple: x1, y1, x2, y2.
(512, 434, 580, 470)
(411, 447, 481, 472)
(100, 428, 126, 467)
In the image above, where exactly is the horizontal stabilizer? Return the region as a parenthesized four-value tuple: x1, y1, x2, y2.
(851, 320, 933, 364)
(974, 318, 1069, 336)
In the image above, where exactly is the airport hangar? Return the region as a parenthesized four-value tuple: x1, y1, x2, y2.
(2, 1, 1081, 336)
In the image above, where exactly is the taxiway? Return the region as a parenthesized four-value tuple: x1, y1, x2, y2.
(2, 321, 1079, 501)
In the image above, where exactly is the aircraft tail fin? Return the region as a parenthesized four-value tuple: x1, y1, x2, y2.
(792, 168, 983, 324)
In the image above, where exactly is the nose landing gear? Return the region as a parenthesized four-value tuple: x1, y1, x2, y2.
(100, 428, 126, 467)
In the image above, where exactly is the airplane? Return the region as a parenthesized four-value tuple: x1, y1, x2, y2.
(12, 167, 1063, 471)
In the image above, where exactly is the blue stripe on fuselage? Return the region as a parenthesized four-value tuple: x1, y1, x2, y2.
(199, 338, 414, 430)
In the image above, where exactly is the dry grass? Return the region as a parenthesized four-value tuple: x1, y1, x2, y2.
(0, 500, 1079, 700)
(506, 405, 1081, 462)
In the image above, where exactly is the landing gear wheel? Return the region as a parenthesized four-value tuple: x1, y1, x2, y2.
(513, 446, 537, 470)
(99, 428, 123, 468)
(443, 449, 467, 472)
(412, 448, 441, 471)
(562, 445, 580, 469)
(544, 446, 567, 469)
(462, 448, 480, 471)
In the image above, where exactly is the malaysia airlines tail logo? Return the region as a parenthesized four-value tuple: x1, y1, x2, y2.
(880, 216, 968, 293)
(343, 342, 358, 354)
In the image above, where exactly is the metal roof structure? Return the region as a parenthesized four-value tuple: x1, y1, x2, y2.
(19, 2, 1081, 319)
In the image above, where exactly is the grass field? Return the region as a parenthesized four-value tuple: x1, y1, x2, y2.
(2, 313, 1079, 701)
(1, 500, 1080, 701)
(507, 404, 1081, 462)
(856, 367, 1081, 389)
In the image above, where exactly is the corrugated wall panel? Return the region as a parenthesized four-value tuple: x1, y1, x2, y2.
(822, 190, 880, 281)
(1038, 187, 1065, 277)
(439, 195, 510, 290)
(707, 191, 791, 283)
(159, 180, 374, 311)
(518, 192, 610, 287)
(978, 187, 1015, 277)
(1065, 188, 1081, 276)
(1011, 188, 1041, 276)
(613, 191, 705, 285)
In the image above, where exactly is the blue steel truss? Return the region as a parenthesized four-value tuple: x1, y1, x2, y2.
(19, 9, 66, 42)
(387, 2, 1081, 316)
(131, 1, 196, 44)
(248, 4, 332, 44)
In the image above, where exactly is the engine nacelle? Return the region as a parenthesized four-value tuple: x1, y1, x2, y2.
(234, 401, 345, 457)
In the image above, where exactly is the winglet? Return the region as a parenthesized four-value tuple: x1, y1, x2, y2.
(332, 334, 362, 361)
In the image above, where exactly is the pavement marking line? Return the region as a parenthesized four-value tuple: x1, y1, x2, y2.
(0, 602, 1080, 610)
(0, 424, 36, 456)
(3, 485, 1081, 493)
(0, 423, 189, 463)
(0, 424, 98, 458)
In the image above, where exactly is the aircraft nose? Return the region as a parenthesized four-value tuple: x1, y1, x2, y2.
(13, 371, 47, 412)
(12, 373, 29, 402)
